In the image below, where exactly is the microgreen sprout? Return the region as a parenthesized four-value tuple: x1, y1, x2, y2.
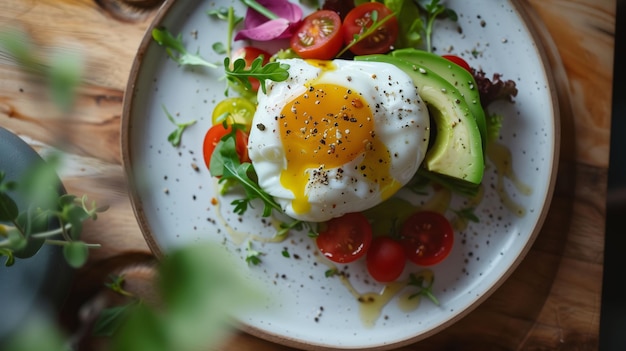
(276, 219, 316, 240)
(336, 11, 397, 57)
(93, 274, 140, 337)
(325, 268, 340, 277)
(245, 240, 263, 265)
(152, 27, 218, 68)
(105, 274, 135, 298)
(418, 0, 458, 52)
(407, 272, 440, 306)
(162, 104, 196, 147)
(207, 6, 243, 58)
(240, 0, 279, 20)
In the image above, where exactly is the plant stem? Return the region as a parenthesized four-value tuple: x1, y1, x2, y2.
(240, 0, 279, 20)
(30, 223, 72, 239)
(45, 239, 101, 248)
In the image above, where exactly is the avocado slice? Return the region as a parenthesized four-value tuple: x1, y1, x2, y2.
(391, 48, 488, 150)
(355, 54, 484, 186)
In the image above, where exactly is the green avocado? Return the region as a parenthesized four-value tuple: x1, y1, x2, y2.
(390, 48, 487, 149)
(355, 54, 484, 186)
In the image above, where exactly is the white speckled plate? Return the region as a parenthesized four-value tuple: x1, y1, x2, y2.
(121, 0, 559, 349)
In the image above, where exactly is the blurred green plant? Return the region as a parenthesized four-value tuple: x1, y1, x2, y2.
(0, 165, 106, 268)
(0, 26, 261, 351)
(3, 242, 260, 351)
(0, 28, 103, 268)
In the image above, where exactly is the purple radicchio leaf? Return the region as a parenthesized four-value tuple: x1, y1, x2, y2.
(235, 0, 303, 41)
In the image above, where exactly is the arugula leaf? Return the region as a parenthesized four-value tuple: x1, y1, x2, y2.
(163, 105, 196, 147)
(224, 57, 290, 94)
(209, 133, 281, 217)
(152, 28, 218, 68)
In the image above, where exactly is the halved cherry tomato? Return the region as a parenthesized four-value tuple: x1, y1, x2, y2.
(316, 212, 372, 263)
(342, 2, 399, 55)
(400, 211, 454, 266)
(211, 97, 256, 132)
(366, 236, 406, 282)
(442, 54, 472, 73)
(202, 124, 249, 171)
(290, 10, 343, 60)
(231, 46, 271, 91)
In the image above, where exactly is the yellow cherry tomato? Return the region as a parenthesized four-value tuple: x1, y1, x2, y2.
(211, 97, 256, 132)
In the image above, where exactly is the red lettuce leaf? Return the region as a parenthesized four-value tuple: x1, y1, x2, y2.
(472, 69, 519, 108)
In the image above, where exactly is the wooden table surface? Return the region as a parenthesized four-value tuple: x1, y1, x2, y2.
(0, 0, 615, 350)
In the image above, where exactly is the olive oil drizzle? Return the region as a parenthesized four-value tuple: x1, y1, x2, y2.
(487, 142, 532, 217)
(321, 257, 435, 327)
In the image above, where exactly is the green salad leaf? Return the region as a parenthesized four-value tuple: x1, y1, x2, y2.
(209, 132, 281, 217)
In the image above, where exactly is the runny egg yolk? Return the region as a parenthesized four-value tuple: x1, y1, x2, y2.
(279, 83, 401, 215)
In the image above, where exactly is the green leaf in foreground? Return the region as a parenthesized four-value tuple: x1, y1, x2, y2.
(62, 240, 89, 268)
(93, 302, 138, 337)
(152, 27, 218, 68)
(2, 315, 67, 351)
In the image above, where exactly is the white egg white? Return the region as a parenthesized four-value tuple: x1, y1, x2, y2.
(247, 58, 430, 222)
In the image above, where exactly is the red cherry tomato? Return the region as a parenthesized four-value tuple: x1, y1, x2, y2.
(366, 236, 406, 282)
(231, 46, 271, 91)
(290, 10, 344, 60)
(202, 124, 249, 171)
(442, 54, 472, 72)
(316, 212, 373, 263)
(342, 2, 399, 55)
(400, 211, 454, 266)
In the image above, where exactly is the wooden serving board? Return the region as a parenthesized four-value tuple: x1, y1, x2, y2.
(0, 0, 615, 349)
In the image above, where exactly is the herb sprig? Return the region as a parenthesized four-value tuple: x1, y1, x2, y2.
(207, 6, 243, 57)
(418, 0, 458, 52)
(224, 56, 290, 94)
(152, 28, 218, 68)
(162, 105, 196, 147)
(407, 272, 440, 306)
(0, 170, 106, 268)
